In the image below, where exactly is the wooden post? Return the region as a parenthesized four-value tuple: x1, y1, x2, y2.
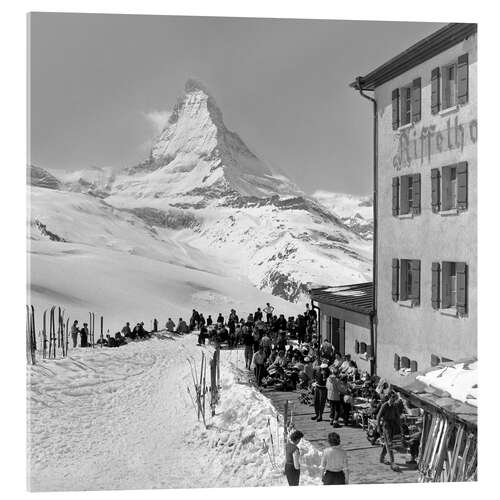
(42, 309, 47, 359)
(283, 400, 289, 445)
(100, 316, 104, 348)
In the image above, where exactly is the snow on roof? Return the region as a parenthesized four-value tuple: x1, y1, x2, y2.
(416, 359, 477, 408)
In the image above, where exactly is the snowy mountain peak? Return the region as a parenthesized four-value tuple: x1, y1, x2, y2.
(126, 80, 301, 200)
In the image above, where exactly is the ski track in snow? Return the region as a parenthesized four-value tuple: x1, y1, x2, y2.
(27, 334, 323, 491)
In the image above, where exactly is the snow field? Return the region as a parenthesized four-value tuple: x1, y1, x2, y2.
(27, 334, 323, 491)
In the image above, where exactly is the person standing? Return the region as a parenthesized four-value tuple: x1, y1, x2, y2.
(264, 303, 274, 324)
(251, 346, 266, 386)
(165, 318, 175, 333)
(326, 371, 344, 427)
(377, 391, 403, 472)
(320, 432, 349, 484)
(242, 325, 254, 369)
(284, 430, 304, 486)
(312, 363, 330, 422)
(71, 320, 79, 348)
(80, 323, 89, 348)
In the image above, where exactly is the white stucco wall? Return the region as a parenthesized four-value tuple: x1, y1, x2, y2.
(374, 33, 477, 383)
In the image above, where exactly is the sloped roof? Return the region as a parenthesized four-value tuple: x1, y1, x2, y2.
(350, 23, 477, 91)
(310, 282, 374, 315)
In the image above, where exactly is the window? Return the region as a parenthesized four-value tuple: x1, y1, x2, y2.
(442, 63, 457, 109)
(394, 174, 421, 216)
(431, 53, 469, 114)
(392, 78, 421, 130)
(431, 261, 468, 316)
(431, 162, 468, 213)
(392, 258, 420, 305)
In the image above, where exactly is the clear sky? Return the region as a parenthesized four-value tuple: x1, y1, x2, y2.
(29, 13, 444, 196)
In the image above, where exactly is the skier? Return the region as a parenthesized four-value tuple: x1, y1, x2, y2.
(263, 302, 274, 324)
(197, 324, 208, 346)
(166, 318, 175, 333)
(153, 318, 158, 332)
(254, 307, 263, 322)
(199, 313, 206, 328)
(71, 320, 79, 348)
(216, 313, 224, 325)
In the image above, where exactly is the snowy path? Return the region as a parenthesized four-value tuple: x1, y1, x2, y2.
(28, 334, 323, 491)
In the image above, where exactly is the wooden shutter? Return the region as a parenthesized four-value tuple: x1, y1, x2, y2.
(431, 168, 441, 213)
(392, 88, 400, 130)
(394, 353, 400, 370)
(457, 53, 469, 105)
(457, 262, 467, 315)
(410, 360, 418, 372)
(441, 262, 452, 308)
(431, 67, 440, 114)
(401, 356, 410, 369)
(412, 173, 421, 214)
(457, 161, 468, 210)
(442, 166, 452, 211)
(355, 340, 359, 354)
(400, 175, 409, 214)
(431, 262, 441, 309)
(392, 258, 400, 302)
(392, 177, 400, 216)
(366, 345, 373, 358)
(411, 77, 421, 122)
(360, 342, 367, 354)
(410, 260, 421, 304)
(400, 260, 408, 301)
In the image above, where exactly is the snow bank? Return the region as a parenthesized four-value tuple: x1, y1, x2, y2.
(416, 360, 478, 407)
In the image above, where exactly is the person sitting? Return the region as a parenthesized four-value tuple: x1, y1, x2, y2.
(176, 318, 189, 334)
(107, 334, 117, 347)
(216, 313, 224, 325)
(121, 322, 132, 338)
(339, 354, 351, 374)
(115, 331, 126, 346)
(131, 323, 141, 340)
(276, 314, 287, 331)
(166, 318, 175, 333)
(270, 350, 286, 369)
(346, 360, 359, 381)
(332, 352, 343, 370)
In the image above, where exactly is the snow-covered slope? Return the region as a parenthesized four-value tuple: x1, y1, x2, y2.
(312, 190, 373, 240)
(28, 186, 300, 332)
(28, 79, 372, 306)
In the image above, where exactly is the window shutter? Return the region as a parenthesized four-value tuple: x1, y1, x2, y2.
(442, 166, 452, 211)
(431, 67, 440, 114)
(457, 161, 468, 210)
(392, 177, 400, 216)
(431, 168, 441, 213)
(412, 173, 421, 214)
(355, 340, 359, 354)
(366, 345, 373, 358)
(456, 262, 467, 315)
(401, 356, 410, 369)
(442, 262, 452, 309)
(392, 88, 400, 130)
(431, 262, 441, 309)
(410, 360, 418, 372)
(400, 260, 408, 301)
(360, 342, 367, 354)
(400, 175, 409, 214)
(410, 260, 421, 304)
(394, 354, 400, 370)
(457, 53, 469, 105)
(392, 258, 400, 302)
(411, 77, 421, 122)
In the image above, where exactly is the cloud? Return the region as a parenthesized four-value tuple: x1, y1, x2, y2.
(143, 109, 172, 134)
